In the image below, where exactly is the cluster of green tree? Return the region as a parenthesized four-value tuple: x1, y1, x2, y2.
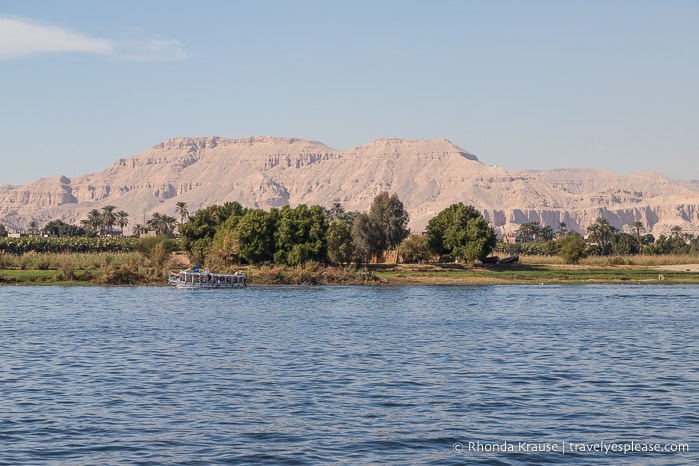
(0, 203, 188, 239)
(79, 206, 179, 237)
(0, 237, 139, 254)
(3, 195, 695, 267)
(79, 206, 130, 236)
(504, 218, 699, 263)
(179, 194, 498, 267)
(426, 203, 497, 262)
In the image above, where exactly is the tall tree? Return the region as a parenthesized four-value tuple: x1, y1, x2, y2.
(116, 211, 129, 237)
(586, 217, 616, 255)
(541, 225, 555, 242)
(84, 209, 103, 236)
(632, 220, 646, 249)
(179, 202, 246, 261)
(327, 220, 354, 265)
(102, 205, 117, 236)
(175, 201, 189, 225)
(426, 203, 497, 263)
(368, 192, 410, 251)
(28, 221, 39, 236)
(131, 223, 149, 236)
(273, 204, 328, 265)
(555, 222, 568, 239)
(147, 212, 177, 236)
(237, 209, 276, 264)
(516, 221, 543, 243)
(351, 212, 380, 263)
(612, 232, 641, 256)
(349, 192, 409, 263)
(326, 203, 345, 222)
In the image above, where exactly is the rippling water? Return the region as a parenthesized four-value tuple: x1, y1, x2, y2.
(1, 285, 697, 465)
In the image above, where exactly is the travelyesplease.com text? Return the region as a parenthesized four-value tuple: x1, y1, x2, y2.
(453, 440, 689, 455)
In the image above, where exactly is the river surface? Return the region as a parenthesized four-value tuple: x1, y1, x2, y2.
(1, 285, 697, 465)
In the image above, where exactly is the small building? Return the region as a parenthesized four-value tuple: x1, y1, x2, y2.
(8, 230, 39, 238)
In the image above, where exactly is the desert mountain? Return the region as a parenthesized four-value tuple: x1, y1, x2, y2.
(1, 136, 698, 237)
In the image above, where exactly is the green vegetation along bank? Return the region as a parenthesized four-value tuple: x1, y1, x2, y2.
(2, 253, 699, 286)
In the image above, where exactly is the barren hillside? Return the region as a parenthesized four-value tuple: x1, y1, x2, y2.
(1, 136, 697, 237)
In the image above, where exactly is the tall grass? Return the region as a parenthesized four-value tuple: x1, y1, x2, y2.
(249, 262, 364, 285)
(3, 251, 144, 270)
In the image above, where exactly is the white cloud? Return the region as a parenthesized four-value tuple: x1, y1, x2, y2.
(0, 17, 112, 60)
(0, 16, 188, 62)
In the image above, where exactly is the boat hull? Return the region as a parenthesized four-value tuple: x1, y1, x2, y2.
(168, 282, 246, 289)
(168, 270, 247, 289)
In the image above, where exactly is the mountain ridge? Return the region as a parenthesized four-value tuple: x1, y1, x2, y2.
(1, 136, 697, 237)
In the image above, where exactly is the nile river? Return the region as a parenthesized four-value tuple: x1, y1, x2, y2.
(1, 285, 697, 465)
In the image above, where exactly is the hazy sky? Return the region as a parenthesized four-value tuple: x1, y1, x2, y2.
(1, 0, 698, 185)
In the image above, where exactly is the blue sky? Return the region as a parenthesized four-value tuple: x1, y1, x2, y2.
(1, 0, 698, 185)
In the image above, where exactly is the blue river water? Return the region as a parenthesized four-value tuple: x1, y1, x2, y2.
(1, 285, 697, 465)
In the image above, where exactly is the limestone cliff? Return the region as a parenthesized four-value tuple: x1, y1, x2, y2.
(0, 136, 697, 237)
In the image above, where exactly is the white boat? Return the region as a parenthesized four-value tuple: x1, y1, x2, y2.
(168, 268, 247, 289)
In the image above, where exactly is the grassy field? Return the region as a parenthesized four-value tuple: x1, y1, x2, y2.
(1, 252, 698, 286)
(368, 262, 699, 285)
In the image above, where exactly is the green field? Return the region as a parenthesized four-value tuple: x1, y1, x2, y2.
(2, 259, 698, 286)
(369, 263, 699, 285)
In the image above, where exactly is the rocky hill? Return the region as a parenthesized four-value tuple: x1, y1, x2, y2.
(1, 136, 698, 237)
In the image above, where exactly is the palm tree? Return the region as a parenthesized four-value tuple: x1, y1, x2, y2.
(102, 205, 117, 236)
(161, 214, 177, 236)
(587, 217, 615, 255)
(632, 221, 645, 246)
(147, 212, 177, 236)
(326, 202, 346, 222)
(28, 221, 39, 236)
(517, 221, 543, 243)
(175, 201, 189, 225)
(146, 214, 160, 235)
(671, 226, 683, 238)
(85, 209, 103, 235)
(116, 211, 129, 237)
(132, 223, 148, 236)
(541, 225, 555, 241)
(556, 222, 568, 239)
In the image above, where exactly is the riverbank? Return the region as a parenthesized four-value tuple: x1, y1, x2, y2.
(2, 261, 699, 286)
(369, 263, 699, 285)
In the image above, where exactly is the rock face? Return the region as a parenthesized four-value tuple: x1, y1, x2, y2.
(1, 136, 698, 237)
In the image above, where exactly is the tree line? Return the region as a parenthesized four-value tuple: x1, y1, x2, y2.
(178, 193, 497, 266)
(0, 203, 188, 239)
(1, 195, 696, 265)
(509, 218, 699, 263)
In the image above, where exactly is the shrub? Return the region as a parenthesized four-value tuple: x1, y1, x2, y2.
(556, 233, 587, 264)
